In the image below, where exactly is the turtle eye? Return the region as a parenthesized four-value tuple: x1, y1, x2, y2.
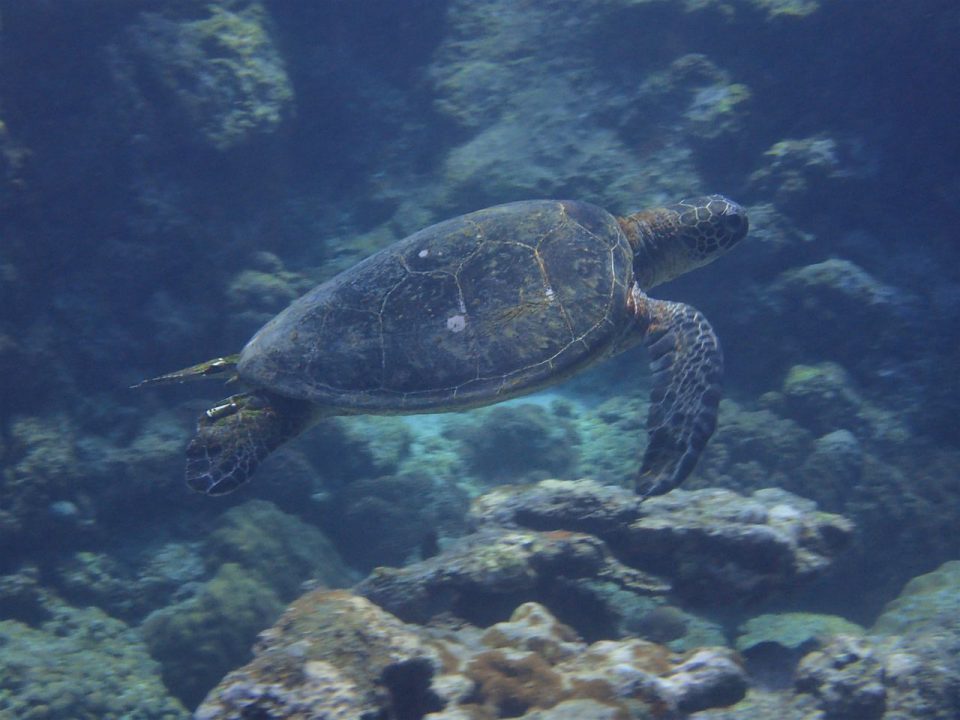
(716, 205, 748, 249)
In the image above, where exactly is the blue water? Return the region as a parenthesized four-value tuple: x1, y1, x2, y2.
(0, 1, 957, 716)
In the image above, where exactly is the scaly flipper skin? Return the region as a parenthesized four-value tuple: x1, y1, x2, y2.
(630, 288, 723, 497)
(185, 391, 316, 495)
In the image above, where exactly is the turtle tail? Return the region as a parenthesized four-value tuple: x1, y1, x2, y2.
(131, 355, 241, 388)
(185, 390, 317, 495)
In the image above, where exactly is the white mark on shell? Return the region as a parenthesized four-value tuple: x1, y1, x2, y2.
(544, 286, 555, 300)
(418, 249, 429, 258)
(447, 314, 466, 332)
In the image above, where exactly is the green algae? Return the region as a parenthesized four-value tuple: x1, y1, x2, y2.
(736, 612, 864, 654)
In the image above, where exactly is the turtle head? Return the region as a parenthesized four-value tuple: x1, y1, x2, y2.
(621, 195, 748, 289)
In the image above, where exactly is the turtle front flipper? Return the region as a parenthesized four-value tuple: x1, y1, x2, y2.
(185, 391, 317, 495)
(632, 293, 723, 497)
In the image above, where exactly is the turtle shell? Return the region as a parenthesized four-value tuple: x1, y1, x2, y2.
(237, 200, 634, 412)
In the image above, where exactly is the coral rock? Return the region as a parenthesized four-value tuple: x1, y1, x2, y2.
(197, 591, 746, 719)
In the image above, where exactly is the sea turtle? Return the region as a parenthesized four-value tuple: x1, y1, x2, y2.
(138, 195, 748, 497)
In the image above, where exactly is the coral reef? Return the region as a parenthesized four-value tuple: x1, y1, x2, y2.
(426, 0, 742, 212)
(1, 414, 82, 542)
(133, 500, 352, 706)
(291, 414, 415, 488)
(323, 472, 469, 571)
(0, 0, 958, 713)
(358, 523, 668, 630)
(572, 394, 648, 487)
(0, 563, 49, 624)
(52, 542, 216, 623)
(794, 630, 960, 720)
(0, 600, 187, 719)
(450, 403, 580, 485)
(196, 591, 746, 719)
(356, 479, 853, 636)
(696, 560, 960, 720)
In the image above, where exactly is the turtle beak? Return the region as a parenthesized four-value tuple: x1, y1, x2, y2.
(713, 195, 749, 251)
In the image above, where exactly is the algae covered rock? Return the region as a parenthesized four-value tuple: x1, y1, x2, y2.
(736, 612, 865, 689)
(427, 0, 715, 210)
(117, 1, 293, 151)
(871, 560, 960, 637)
(205, 499, 354, 598)
(795, 429, 864, 511)
(358, 479, 853, 632)
(782, 362, 868, 436)
(781, 362, 911, 445)
(768, 259, 919, 376)
(195, 590, 444, 720)
(625, 53, 751, 141)
(357, 524, 667, 629)
(469, 479, 853, 604)
(0, 602, 187, 719)
(700, 399, 814, 491)
(795, 634, 888, 719)
(224, 254, 315, 332)
(141, 563, 285, 709)
(469, 477, 642, 534)
(793, 630, 960, 720)
(748, 135, 851, 209)
(626, 487, 854, 603)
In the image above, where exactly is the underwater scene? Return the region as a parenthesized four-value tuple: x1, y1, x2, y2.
(1, 1, 958, 718)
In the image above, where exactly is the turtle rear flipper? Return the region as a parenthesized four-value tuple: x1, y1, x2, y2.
(185, 391, 316, 495)
(634, 296, 722, 497)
